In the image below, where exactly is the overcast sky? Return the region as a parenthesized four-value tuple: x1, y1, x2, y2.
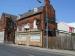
(0, 0, 75, 23)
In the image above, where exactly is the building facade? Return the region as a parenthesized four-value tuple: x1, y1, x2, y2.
(16, 0, 57, 47)
(0, 13, 17, 43)
(57, 22, 75, 33)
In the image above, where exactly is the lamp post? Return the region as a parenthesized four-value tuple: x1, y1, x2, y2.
(36, 0, 50, 48)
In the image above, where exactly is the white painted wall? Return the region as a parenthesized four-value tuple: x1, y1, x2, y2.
(57, 23, 69, 32)
(17, 20, 38, 32)
(17, 23, 30, 32)
(33, 20, 37, 29)
(58, 22, 75, 33)
(24, 23, 30, 29)
(0, 31, 4, 43)
(74, 28, 75, 33)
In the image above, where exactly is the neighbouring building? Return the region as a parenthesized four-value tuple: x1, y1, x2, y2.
(0, 13, 17, 43)
(67, 22, 75, 33)
(16, 0, 57, 48)
(57, 22, 75, 33)
(56, 22, 75, 50)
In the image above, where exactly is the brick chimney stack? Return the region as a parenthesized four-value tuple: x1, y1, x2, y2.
(44, 0, 50, 6)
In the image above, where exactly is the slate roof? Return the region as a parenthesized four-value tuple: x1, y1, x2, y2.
(2, 13, 17, 20)
(19, 6, 44, 19)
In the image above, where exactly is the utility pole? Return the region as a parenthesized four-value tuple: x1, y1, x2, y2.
(36, 0, 50, 48)
(44, 0, 51, 48)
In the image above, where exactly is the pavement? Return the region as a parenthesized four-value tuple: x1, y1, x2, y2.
(3, 43, 75, 56)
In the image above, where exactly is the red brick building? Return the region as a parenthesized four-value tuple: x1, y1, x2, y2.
(17, 0, 57, 36)
(0, 13, 17, 43)
(0, 0, 57, 47)
(16, 0, 57, 48)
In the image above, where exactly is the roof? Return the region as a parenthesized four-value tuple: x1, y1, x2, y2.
(2, 13, 17, 18)
(19, 6, 44, 19)
(1, 13, 17, 21)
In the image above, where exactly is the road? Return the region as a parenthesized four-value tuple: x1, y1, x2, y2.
(0, 43, 73, 56)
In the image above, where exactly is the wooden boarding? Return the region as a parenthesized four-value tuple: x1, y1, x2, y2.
(15, 31, 42, 47)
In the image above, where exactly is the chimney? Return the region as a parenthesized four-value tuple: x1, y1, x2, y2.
(44, 0, 50, 6)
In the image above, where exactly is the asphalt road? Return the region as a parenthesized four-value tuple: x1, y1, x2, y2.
(0, 43, 73, 56)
